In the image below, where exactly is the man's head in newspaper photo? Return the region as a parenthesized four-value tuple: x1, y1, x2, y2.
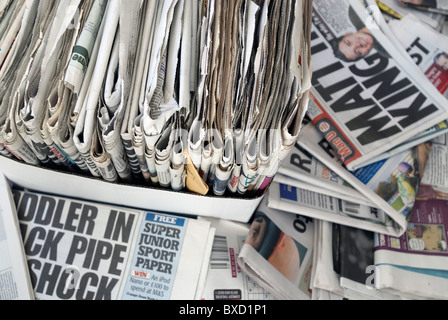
(329, 6, 387, 62)
(331, 29, 374, 62)
(245, 212, 301, 283)
(435, 52, 448, 71)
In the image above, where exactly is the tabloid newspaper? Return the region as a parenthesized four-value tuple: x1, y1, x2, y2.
(316, 2, 448, 170)
(308, 0, 448, 171)
(0, 174, 34, 300)
(284, 121, 432, 237)
(13, 189, 214, 300)
(237, 197, 314, 300)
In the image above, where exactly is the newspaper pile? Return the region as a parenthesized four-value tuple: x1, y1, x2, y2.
(267, 0, 448, 236)
(237, 0, 448, 300)
(4, 0, 448, 302)
(238, 132, 448, 300)
(311, 166, 448, 301)
(0, 0, 313, 199)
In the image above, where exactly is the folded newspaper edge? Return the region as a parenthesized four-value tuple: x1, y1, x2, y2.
(311, 220, 402, 300)
(276, 141, 374, 206)
(298, 122, 407, 236)
(268, 181, 392, 236)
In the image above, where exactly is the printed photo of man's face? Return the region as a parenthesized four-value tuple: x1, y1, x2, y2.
(338, 28, 375, 61)
(435, 53, 448, 71)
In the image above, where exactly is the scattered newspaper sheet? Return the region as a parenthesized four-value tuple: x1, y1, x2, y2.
(238, 197, 314, 300)
(334, 223, 401, 300)
(274, 173, 374, 207)
(311, 220, 352, 299)
(0, 174, 34, 300)
(13, 189, 214, 300)
(295, 122, 432, 237)
(268, 180, 391, 235)
(308, 0, 448, 171)
(277, 141, 374, 206)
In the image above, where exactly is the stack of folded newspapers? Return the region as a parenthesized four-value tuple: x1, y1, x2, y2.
(0, 0, 312, 198)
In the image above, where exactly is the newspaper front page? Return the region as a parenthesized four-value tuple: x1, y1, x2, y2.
(338, 1, 448, 169)
(308, 0, 448, 171)
(13, 189, 214, 300)
(389, 14, 448, 97)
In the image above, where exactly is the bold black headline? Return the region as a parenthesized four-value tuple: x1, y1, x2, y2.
(310, 9, 440, 147)
(14, 191, 136, 300)
(134, 221, 181, 275)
